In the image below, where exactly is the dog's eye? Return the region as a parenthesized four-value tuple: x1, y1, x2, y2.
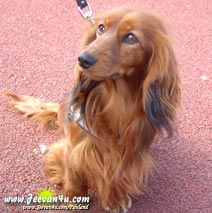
(122, 33, 138, 44)
(98, 24, 105, 35)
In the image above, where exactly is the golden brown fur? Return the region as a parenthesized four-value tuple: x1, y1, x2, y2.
(5, 8, 180, 212)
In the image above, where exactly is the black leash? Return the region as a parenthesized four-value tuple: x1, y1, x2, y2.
(76, 0, 95, 24)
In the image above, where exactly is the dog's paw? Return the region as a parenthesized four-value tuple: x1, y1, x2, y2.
(42, 154, 64, 189)
(41, 142, 65, 189)
(103, 195, 132, 213)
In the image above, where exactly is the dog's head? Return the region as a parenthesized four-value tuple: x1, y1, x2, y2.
(79, 9, 173, 78)
(71, 8, 180, 140)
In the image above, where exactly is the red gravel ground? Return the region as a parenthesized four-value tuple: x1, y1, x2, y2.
(1, 0, 212, 212)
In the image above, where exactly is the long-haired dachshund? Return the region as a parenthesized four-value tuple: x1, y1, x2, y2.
(5, 8, 180, 212)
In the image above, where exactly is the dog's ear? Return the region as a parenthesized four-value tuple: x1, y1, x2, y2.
(82, 22, 97, 47)
(142, 34, 181, 136)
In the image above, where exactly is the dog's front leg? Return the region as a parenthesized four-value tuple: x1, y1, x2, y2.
(62, 167, 88, 198)
(98, 182, 132, 212)
(62, 144, 88, 199)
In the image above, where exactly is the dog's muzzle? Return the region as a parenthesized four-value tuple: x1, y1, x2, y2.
(78, 52, 97, 69)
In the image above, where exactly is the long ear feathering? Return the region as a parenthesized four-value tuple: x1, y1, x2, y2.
(142, 18, 181, 136)
(68, 74, 101, 128)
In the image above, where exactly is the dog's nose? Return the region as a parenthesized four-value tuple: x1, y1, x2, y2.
(78, 52, 97, 69)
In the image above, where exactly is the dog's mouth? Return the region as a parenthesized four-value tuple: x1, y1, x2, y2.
(78, 51, 122, 80)
(81, 69, 106, 81)
(88, 71, 123, 81)
(78, 61, 91, 70)
(79, 65, 124, 81)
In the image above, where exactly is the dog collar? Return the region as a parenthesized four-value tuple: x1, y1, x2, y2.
(69, 105, 94, 135)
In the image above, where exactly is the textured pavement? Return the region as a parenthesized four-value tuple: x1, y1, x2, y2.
(1, 0, 212, 212)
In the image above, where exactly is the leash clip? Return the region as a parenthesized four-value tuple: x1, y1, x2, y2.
(77, 0, 95, 24)
(77, 0, 92, 18)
